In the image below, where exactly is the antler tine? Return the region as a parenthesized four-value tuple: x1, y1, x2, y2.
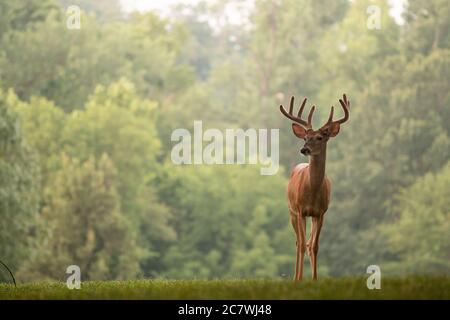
(326, 106, 334, 124)
(337, 93, 350, 124)
(298, 98, 315, 129)
(319, 94, 350, 130)
(289, 96, 295, 114)
(297, 97, 307, 117)
(307, 106, 315, 129)
(279, 103, 304, 124)
(279, 96, 313, 128)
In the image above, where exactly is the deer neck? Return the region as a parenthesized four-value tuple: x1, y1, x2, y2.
(308, 149, 326, 193)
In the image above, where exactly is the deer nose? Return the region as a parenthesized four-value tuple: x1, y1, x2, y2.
(300, 147, 311, 155)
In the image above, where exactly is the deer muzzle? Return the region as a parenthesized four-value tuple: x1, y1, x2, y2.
(300, 147, 311, 156)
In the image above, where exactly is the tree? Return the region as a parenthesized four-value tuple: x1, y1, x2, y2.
(304, 0, 450, 276)
(403, 0, 450, 55)
(61, 80, 175, 276)
(13, 80, 175, 277)
(18, 154, 141, 281)
(158, 165, 289, 278)
(0, 90, 39, 276)
(0, 7, 194, 111)
(11, 94, 66, 189)
(381, 161, 450, 274)
(0, 0, 58, 37)
(57, 0, 123, 21)
(2, 0, 449, 281)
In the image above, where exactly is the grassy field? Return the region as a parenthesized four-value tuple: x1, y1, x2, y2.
(0, 277, 449, 300)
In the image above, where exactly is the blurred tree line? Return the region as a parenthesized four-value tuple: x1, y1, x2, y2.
(0, 0, 448, 281)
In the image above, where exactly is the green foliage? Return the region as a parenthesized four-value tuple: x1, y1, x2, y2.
(57, 0, 123, 21)
(0, 0, 58, 36)
(18, 154, 140, 281)
(61, 80, 174, 276)
(382, 162, 450, 274)
(403, 0, 450, 54)
(0, 6, 194, 110)
(319, 48, 450, 274)
(11, 94, 66, 189)
(158, 165, 289, 279)
(0, 90, 39, 274)
(0, 0, 449, 281)
(12, 80, 174, 279)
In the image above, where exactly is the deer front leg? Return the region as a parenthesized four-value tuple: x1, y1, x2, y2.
(306, 219, 317, 260)
(295, 213, 307, 281)
(311, 216, 324, 280)
(308, 218, 317, 268)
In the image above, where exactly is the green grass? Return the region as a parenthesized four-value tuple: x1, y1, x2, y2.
(0, 277, 448, 300)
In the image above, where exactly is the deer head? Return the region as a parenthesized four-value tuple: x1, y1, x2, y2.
(279, 94, 350, 156)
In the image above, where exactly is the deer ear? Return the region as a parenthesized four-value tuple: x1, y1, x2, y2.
(292, 123, 307, 139)
(323, 122, 340, 137)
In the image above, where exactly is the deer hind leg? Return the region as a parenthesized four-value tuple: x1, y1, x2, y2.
(311, 216, 324, 280)
(290, 211, 299, 280)
(290, 211, 299, 281)
(294, 212, 307, 281)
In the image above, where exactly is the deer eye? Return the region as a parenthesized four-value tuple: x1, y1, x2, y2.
(317, 136, 323, 141)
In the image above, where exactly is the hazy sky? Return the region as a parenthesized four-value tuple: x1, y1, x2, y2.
(119, 0, 405, 24)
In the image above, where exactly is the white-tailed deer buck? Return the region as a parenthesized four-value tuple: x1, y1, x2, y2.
(279, 94, 350, 281)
